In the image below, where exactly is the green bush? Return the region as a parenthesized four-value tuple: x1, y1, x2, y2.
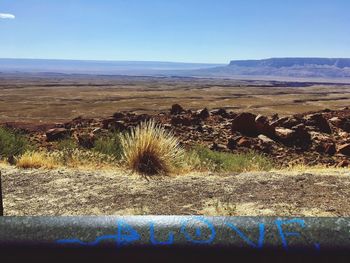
(56, 138, 78, 151)
(0, 127, 30, 158)
(93, 132, 123, 159)
(187, 145, 273, 173)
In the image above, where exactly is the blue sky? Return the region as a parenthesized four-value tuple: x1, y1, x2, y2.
(0, 0, 349, 63)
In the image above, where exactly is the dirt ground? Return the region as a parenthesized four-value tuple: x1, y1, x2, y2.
(2, 74, 350, 122)
(1, 164, 349, 216)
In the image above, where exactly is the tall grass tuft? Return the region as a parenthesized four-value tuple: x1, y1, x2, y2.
(120, 120, 184, 175)
(0, 127, 30, 158)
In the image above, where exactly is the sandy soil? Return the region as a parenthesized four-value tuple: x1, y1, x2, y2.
(1, 165, 349, 216)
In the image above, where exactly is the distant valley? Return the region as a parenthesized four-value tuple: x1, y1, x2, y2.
(1, 57, 350, 82)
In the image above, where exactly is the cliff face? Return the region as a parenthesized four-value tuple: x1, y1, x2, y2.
(229, 58, 350, 68)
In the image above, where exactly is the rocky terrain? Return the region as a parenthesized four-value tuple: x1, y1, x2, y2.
(3, 105, 350, 168)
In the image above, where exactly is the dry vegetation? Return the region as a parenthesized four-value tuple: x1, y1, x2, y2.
(120, 120, 185, 175)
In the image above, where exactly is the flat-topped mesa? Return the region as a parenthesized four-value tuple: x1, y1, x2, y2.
(229, 58, 350, 68)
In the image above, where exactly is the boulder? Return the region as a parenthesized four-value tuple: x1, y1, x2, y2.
(46, 128, 70, 142)
(231, 113, 276, 138)
(275, 125, 311, 147)
(170, 104, 185, 115)
(231, 112, 258, 136)
(197, 108, 210, 119)
(337, 144, 350, 156)
(255, 114, 276, 138)
(305, 113, 332, 134)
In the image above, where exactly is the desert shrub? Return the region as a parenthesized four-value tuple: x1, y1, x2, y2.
(120, 120, 184, 175)
(16, 151, 59, 169)
(0, 127, 30, 158)
(187, 145, 273, 173)
(56, 138, 78, 151)
(93, 132, 123, 158)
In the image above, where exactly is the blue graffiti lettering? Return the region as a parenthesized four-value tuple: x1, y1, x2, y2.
(149, 223, 175, 245)
(56, 219, 141, 247)
(225, 222, 265, 249)
(180, 217, 216, 244)
(116, 220, 141, 246)
(275, 218, 305, 250)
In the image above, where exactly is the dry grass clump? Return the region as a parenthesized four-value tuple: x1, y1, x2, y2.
(120, 120, 184, 175)
(16, 149, 118, 170)
(52, 148, 118, 169)
(16, 151, 59, 169)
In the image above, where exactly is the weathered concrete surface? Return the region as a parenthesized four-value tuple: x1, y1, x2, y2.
(0, 216, 349, 252)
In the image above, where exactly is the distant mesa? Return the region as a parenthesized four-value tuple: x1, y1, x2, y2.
(229, 58, 350, 68)
(193, 57, 350, 80)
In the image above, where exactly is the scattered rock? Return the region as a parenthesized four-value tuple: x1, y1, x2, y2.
(101, 118, 115, 129)
(237, 137, 252, 148)
(170, 104, 185, 115)
(255, 114, 276, 138)
(112, 112, 125, 119)
(197, 108, 210, 119)
(305, 113, 332, 134)
(227, 138, 237, 150)
(211, 108, 230, 118)
(337, 144, 350, 156)
(324, 143, 336, 155)
(231, 112, 258, 136)
(109, 121, 127, 132)
(258, 134, 275, 144)
(329, 117, 342, 126)
(337, 160, 349, 167)
(46, 128, 70, 142)
(171, 116, 200, 126)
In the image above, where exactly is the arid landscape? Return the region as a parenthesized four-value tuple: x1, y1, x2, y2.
(1, 73, 350, 122)
(1, 73, 350, 216)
